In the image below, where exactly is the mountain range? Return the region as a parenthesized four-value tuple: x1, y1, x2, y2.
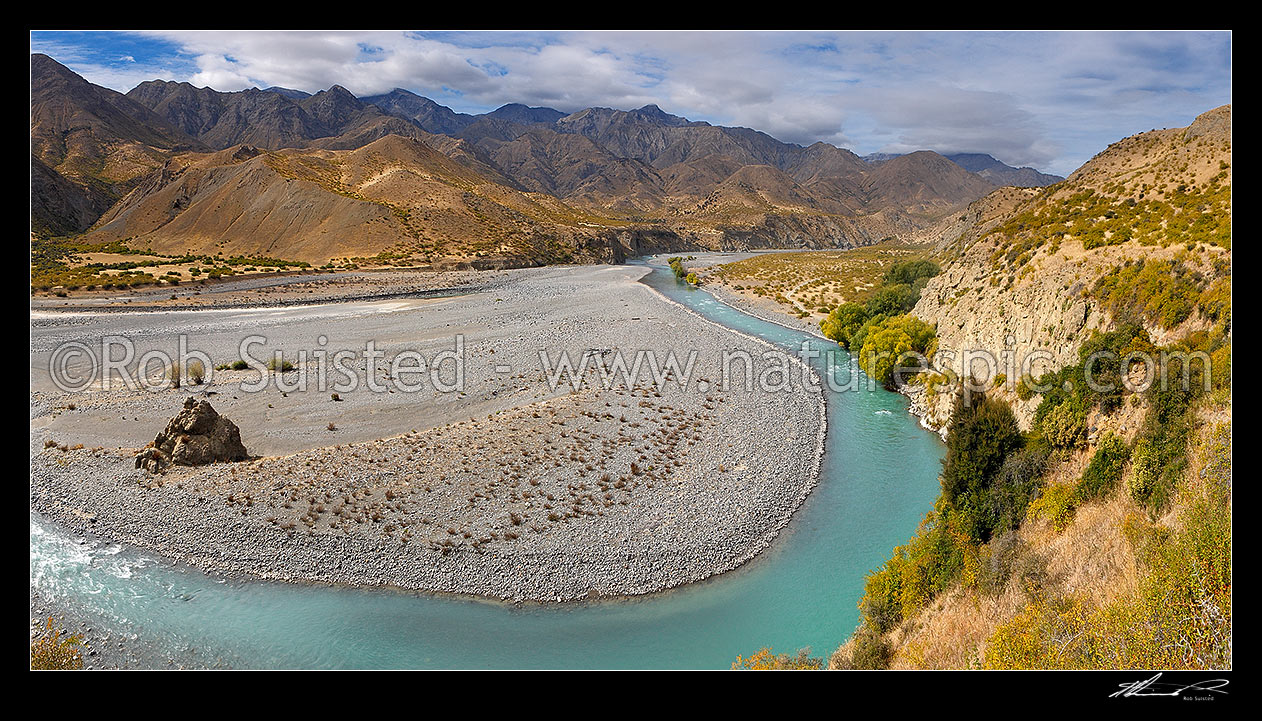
(862, 152, 1062, 188)
(30, 53, 1063, 265)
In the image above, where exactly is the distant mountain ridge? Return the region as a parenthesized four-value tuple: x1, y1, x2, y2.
(862, 151, 1063, 187)
(31, 53, 1061, 265)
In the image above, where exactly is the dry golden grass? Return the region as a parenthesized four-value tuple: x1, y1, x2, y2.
(884, 488, 1144, 669)
(702, 239, 932, 318)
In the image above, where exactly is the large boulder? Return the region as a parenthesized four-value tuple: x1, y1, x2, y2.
(136, 398, 249, 472)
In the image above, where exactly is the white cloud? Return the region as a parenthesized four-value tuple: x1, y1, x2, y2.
(38, 30, 1230, 176)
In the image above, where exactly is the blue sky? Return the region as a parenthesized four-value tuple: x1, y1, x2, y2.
(31, 30, 1231, 176)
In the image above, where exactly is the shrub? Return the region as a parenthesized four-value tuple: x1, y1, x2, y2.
(881, 259, 941, 291)
(1093, 258, 1206, 330)
(1039, 400, 1086, 449)
(984, 594, 1095, 669)
(986, 476, 1230, 669)
(865, 283, 917, 316)
(819, 302, 868, 348)
(1126, 435, 1163, 507)
(859, 562, 902, 634)
(1015, 376, 1034, 401)
(940, 393, 1023, 541)
(187, 360, 205, 385)
(977, 531, 1026, 596)
(989, 446, 1050, 535)
(1028, 481, 1078, 532)
(30, 619, 83, 670)
(1075, 434, 1130, 502)
(845, 628, 892, 670)
(856, 314, 937, 389)
(731, 647, 823, 670)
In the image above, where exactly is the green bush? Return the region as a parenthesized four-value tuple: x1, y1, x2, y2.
(1039, 400, 1087, 449)
(1093, 258, 1212, 330)
(1075, 433, 1130, 502)
(856, 314, 937, 389)
(819, 302, 869, 348)
(881, 259, 941, 291)
(1015, 376, 1034, 401)
(977, 531, 1026, 596)
(865, 283, 917, 316)
(989, 446, 1050, 535)
(1028, 482, 1078, 531)
(846, 627, 892, 670)
(940, 393, 1024, 541)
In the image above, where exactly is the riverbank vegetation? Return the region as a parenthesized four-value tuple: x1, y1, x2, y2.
(731, 647, 824, 670)
(667, 256, 699, 285)
(708, 240, 932, 318)
(819, 259, 941, 388)
(825, 318, 1230, 670)
(31, 236, 313, 292)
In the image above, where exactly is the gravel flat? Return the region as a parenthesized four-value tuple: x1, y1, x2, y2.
(31, 264, 825, 602)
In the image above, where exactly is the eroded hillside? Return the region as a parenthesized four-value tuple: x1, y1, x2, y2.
(908, 105, 1231, 431)
(826, 106, 1231, 671)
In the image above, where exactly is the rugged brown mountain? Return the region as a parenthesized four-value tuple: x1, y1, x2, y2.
(473, 127, 667, 210)
(553, 105, 793, 170)
(864, 151, 1065, 187)
(83, 135, 640, 264)
(362, 88, 476, 135)
(31, 154, 114, 237)
(942, 153, 1062, 187)
(860, 151, 997, 214)
(125, 80, 421, 151)
(483, 103, 567, 125)
(30, 54, 205, 233)
(33, 53, 1044, 265)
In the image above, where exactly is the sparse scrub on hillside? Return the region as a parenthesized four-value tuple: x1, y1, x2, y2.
(985, 175, 1230, 275)
(987, 462, 1230, 669)
(847, 318, 1230, 668)
(1092, 256, 1226, 331)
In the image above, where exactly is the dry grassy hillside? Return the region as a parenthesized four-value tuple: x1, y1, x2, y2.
(81, 136, 632, 265)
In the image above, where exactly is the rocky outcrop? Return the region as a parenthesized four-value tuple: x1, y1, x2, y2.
(135, 398, 249, 472)
(907, 105, 1231, 433)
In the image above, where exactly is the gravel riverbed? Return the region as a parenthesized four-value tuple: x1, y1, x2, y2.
(32, 264, 825, 602)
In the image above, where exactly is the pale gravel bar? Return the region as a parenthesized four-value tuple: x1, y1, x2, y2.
(31, 264, 826, 602)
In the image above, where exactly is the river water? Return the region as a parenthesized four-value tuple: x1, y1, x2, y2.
(29, 263, 943, 669)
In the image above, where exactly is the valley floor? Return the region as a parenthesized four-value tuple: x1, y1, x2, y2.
(30, 264, 825, 602)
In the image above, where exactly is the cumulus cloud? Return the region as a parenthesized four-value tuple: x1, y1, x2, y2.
(33, 30, 1230, 176)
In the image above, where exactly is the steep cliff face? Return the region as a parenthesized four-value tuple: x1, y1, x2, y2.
(907, 106, 1231, 431)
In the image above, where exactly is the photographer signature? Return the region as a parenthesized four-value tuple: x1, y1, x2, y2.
(1111, 673, 1229, 698)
